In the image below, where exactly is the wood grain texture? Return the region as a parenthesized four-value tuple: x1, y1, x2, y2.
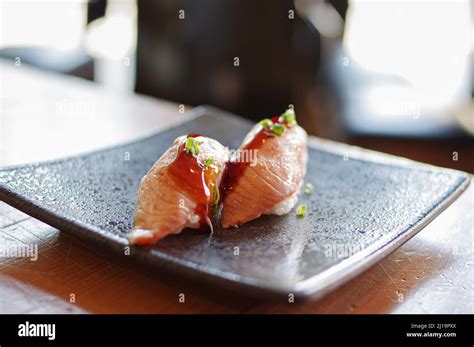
(0, 60, 472, 313)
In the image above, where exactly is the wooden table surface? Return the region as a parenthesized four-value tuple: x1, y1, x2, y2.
(1, 60, 472, 314)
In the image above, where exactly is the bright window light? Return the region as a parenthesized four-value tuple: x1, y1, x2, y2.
(343, 0, 471, 115)
(0, 0, 86, 50)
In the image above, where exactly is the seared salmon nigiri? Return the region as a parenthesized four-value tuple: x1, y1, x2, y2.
(221, 108, 308, 228)
(128, 134, 229, 245)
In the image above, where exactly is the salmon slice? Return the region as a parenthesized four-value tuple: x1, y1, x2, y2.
(221, 109, 308, 228)
(129, 135, 229, 245)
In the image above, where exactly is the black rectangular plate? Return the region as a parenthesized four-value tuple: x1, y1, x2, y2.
(0, 106, 470, 299)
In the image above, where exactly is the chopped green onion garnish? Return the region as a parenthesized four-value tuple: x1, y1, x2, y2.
(185, 137, 199, 156)
(193, 140, 199, 155)
(205, 157, 215, 168)
(260, 118, 273, 129)
(282, 108, 296, 127)
(273, 123, 286, 136)
(213, 185, 220, 210)
(282, 107, 295, 118)
(296, 204, 307, 218)
(304, 182, 314, 195)
(185, 138, 192, 154)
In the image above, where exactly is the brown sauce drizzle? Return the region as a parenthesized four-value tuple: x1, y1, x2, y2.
(223, 115, 291, 194)
(168, 134, 220, 231)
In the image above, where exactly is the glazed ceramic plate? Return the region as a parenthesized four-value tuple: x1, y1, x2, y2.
(0, 107, 470, 299)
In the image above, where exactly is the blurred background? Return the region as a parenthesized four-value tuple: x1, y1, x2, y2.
(0, 0, 473, 171)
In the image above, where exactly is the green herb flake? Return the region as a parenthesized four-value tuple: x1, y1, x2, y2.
(296, 204, 307, 218)
(205, 157, 215, 168)
(213, 185, 220, 210)
(260, 118, 274, 129)
(272, 123, 286, 136)
(185, 137, 199, 156)
(193, 140, 199, 155)
(304, 182, 314, 195)
(282, 108, 297, 127)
